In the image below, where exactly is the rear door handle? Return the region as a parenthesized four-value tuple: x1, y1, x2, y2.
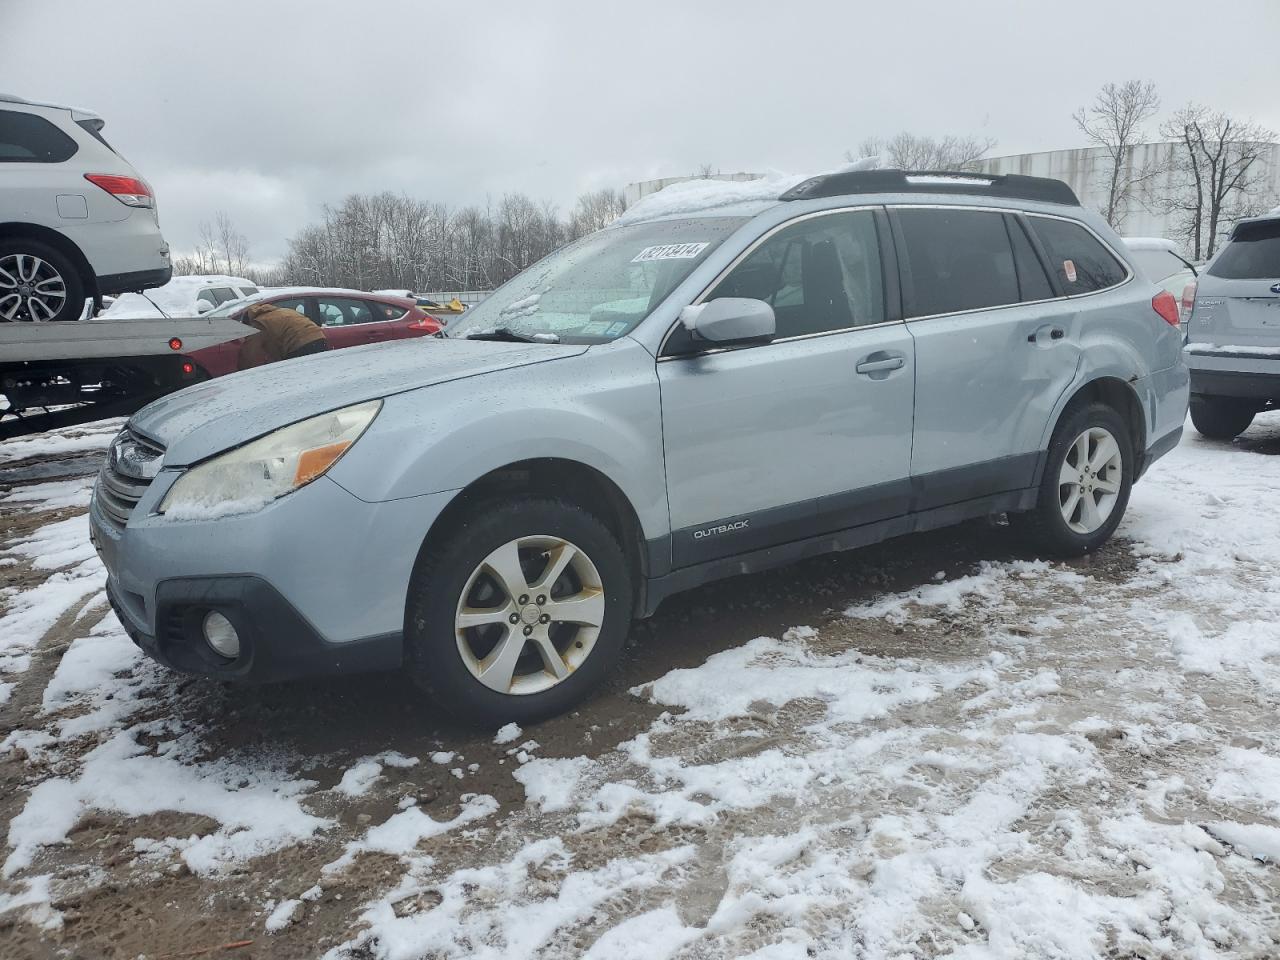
(855, 356, 905, 374)
(1028, 326, 1066, 343)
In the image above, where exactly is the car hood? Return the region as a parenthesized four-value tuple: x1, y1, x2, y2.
(130, 338, 589, 466)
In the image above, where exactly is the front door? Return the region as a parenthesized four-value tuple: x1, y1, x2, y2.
(658, 208, 915, 567)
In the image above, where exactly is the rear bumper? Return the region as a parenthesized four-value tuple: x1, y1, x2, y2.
(1186, 348, 1280, 401)
(107, 574, 401, 683)
(1190, 369, 1280, 401)
(98, 265, 173, 296)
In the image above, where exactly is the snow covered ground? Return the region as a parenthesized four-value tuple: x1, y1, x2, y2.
(2, 416, 1279, 958)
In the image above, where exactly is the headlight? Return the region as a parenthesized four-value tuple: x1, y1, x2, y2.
(159, 400, 381, 519)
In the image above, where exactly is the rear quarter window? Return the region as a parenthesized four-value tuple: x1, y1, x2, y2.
(1030, 217, 1128, 294)
(1208, 220, 1280, 279)
(0, 109, 79, 163)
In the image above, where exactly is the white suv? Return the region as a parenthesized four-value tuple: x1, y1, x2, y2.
(0, 94, 171, 322)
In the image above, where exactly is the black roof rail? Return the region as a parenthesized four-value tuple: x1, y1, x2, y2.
(779, 169, 1080, 206)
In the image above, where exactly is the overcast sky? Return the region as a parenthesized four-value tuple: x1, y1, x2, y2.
(5, 0, 1279, 264)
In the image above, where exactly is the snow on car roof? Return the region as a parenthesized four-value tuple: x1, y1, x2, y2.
(616, 173, 803, 226)
(99, 276, 258, 319)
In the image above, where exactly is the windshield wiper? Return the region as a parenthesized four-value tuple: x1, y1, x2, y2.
(463, 327, 560, 344)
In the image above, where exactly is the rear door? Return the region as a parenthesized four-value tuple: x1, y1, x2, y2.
(313, 295, 378, 349)
(894, 206, 1080, 507)
(363, 298, 428, 341)
(1191, 219, 1280, 351)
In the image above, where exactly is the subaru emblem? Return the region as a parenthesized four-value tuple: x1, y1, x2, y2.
(1271, 282, 1280, 295)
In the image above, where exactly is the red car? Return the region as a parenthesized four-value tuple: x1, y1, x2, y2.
(184, 289, 443, 378)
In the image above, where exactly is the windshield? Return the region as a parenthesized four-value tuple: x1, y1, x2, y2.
(445, 217, 746, 342)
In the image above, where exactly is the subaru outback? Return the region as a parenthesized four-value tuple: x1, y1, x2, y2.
(90, 170, 1189, 725)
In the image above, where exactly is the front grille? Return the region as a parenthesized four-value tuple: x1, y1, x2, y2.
(93, 429, 165, 531)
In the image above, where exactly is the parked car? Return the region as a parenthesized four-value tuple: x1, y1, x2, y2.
(1122, 236, 1198, 327)
(99, 275, 260, 320)
(91, 170, 1188, 725)
(0, 93, 171, 322)
(1184, 213, 1280, 439)
(182, 288, 443, 377)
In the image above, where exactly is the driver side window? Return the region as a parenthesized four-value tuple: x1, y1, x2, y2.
(707, 210, 885, 337)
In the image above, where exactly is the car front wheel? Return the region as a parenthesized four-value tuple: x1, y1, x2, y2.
(0, 240, 85, 322)
(405, 497, 634, 726)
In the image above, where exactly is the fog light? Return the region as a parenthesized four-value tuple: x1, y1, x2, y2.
(202, 610, 240, 659)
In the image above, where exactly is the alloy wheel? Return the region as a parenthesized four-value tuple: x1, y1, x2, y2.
(455, 535, 605, 695)
(1058, 426, 1123, 534)
(0, 254, 68, 322)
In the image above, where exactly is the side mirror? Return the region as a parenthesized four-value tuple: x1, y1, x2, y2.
(679, 297, 775, 346)
(195, 299, 215, 315)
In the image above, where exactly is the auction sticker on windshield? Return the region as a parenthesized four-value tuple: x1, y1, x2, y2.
(632, 242, 709, 263)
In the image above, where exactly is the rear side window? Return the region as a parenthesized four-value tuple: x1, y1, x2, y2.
(0, 109, 79, 163)
(369, 300, 408, 321)
(1208, 220, 1280, 279)
(896, 209, 1018, 317)
(1029, 217, 1127, 294)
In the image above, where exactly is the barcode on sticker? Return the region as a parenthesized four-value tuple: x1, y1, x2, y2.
(632, 242, 709, 263)
(1063, 259, 1078, 283)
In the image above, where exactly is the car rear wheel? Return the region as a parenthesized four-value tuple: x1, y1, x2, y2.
(0, 239, 85, 322)
(1190, 395, 1255, 441)
(1014, 402, 1133, 557)
(404, 497, 633, 726)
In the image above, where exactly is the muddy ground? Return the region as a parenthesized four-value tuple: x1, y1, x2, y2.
(2, 422, 1279, 959)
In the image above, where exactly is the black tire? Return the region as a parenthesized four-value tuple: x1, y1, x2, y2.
(1190, 395, 1255, 441)
(404, 497, 634, 726)
(1014, 402, 1134, 557)
(0, 238, 86, 322)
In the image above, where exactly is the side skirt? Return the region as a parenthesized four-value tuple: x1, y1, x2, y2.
(638, 486, 1037, 617)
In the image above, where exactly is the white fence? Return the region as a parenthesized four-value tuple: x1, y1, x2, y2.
(415, 290, 491, 307)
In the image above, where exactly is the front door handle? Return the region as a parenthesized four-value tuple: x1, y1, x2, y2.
(856, 356, 905, 374)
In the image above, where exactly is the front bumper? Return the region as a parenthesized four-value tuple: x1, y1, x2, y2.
(91, 473, 458, 682)
(107, 574, 401, 683)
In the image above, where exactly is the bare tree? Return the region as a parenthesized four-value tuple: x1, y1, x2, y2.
(184, 211, 252, 277)
(847, 132, 996, 171)
(1157, 104, 1277, 258)
(568, 188, 627, 239)
(1073, 80, 1161, 229)
(695, 163, 718, 178)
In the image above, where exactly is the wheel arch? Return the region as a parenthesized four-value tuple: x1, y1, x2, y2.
(1043, 375, 1147, 471)
(0, 221, 97, 299)
(410, 456, 652, 613)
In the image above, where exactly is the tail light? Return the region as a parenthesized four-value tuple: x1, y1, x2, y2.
(84, 173, 154, 208)
(1180, 280, 1197, 322)
(408, 314, 441, 331)
(1152, 291, 1180, 328)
